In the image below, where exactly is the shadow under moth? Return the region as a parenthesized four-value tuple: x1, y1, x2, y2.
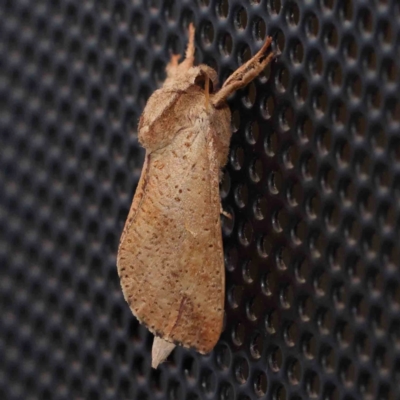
(117, 25, 274, 368)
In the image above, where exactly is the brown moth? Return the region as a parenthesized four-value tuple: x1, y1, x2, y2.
(117, 25, 274, 368)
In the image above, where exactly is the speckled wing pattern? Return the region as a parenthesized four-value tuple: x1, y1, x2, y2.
(117, 120, 225, 353)
(117, 27, 273, 358)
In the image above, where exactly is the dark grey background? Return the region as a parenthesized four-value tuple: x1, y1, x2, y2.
(1, 0, 399, 399)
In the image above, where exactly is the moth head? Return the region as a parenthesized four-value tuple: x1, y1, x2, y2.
(164, 63, 219, 96)
(193, 65, 219, 94)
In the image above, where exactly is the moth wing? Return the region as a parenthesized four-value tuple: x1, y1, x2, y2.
(117, 125, 225, 353)
(119, 156, 149, 246)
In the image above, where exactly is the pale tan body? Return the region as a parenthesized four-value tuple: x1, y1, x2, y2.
(117, 26, 274, 368)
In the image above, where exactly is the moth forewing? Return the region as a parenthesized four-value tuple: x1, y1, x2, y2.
(118, 108, 227, 347)
(117, 24, 274, 368)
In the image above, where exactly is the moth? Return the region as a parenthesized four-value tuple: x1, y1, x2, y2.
(117, 25, 274, 368)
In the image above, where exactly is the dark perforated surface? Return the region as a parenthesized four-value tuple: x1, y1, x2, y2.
(1, 0, 400, 399)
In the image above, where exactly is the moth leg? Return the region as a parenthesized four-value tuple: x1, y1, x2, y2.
(212, 36, 275, 107)
(205, 75, 210, 110)
(220, 206, 232, 219)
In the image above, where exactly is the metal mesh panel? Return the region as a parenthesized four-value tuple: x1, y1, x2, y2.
(1, 0, 399, 399)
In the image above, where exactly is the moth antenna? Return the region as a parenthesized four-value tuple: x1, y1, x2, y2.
(182, 23, 195, 68)
(212, 36, 275, 108)
(166, 54, 182, 78)
(166, 24, 195, 80)
(151, 336, 176, 369)
(205, 74, 210, 110)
